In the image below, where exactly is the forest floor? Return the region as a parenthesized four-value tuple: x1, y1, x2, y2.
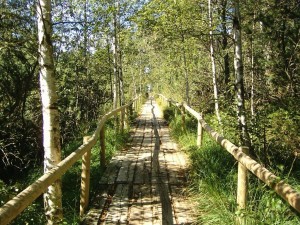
(82, 98, 197, 225)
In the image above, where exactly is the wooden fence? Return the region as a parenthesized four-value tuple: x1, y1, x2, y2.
(0, 96, 140, 225)
(158, 94, 300, 222)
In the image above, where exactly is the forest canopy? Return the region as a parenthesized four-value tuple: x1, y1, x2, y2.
(0, 0, 300, 223)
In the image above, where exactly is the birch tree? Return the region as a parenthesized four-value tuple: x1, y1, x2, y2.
(232, 0, 250, 146)
(112, 0, 119, 111)
(208, 0, 222, 125)
(37, 0, 63, 224)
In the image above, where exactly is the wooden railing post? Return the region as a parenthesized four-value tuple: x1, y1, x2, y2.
(181, 105, 186, 132)
(120, 108, 125, 132)
(134, 98, 138, 112)
(237, 146, 249, 224)
(197, 113, 203, 147)
(80, 136, 91, 217)
(100, 126, 106, 169)
(124, 107, 128, 129)
(138, 95, 141, 108)
(197, 114, 203, 147)
(174, 107, 178, 118)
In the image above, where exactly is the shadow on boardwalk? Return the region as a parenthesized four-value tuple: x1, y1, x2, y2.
(82, 99, 196, 225)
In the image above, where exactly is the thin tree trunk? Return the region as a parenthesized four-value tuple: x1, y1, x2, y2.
(233, 0, 250, 146)
(106, 36, 113, 101)
(116, 0, 124, 107)
(112, 0, 120, 132)
(37, 0, 63, 224)
(112, 12, 119, 110)
(83, 0, 88, 79)
(208, 0, 222, 125)
(221, 0, 230, 85)
(119, 50, 125, 130)
(119, 51, 124, 106)
(176, 1, 190, 105)
(83, 0, 89, 122)
(181, 34, 190, 105)
(250, 17, 255, 118)
(139, 54, 142, 94)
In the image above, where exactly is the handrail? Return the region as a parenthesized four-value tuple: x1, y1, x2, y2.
(158, 94, 300, 214)
(0, 96, 140, 225)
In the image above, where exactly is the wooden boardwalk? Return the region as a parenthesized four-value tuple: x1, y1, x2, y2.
(83, 99, 196, 225)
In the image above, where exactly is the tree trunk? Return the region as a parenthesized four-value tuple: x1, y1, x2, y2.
(233, 0, 250, 146)
(37, 0, 63, 224)
(106, 36, 113, 101)
(83, 0, 90, 122)
(181, 34, 190, 105)
(119, 50, 125, 130)
(221, 0, 230, 86)
(112, 11, 119, 110)
(250, 16, 255, 118)
(112, 0, 120, 131)
(208, 0, 222, 126)
(116, 0, 125, 129)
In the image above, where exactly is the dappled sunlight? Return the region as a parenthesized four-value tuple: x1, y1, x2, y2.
(82, 99, 196, 224)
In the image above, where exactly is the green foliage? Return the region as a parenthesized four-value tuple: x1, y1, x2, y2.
(266, 108, 300, 161)
(166, 111, 300, 224)
(2, 0, 300, 223)
(0, 168, 46, 225)
(168, 114, 195, 148)
(0, 180, 17, 207)
(60, 125, 131, 225)
(10, 201, 46, 225)
(2, 122, 131, 225)
(0, 1, 41, 181)
(162, 106, 176, 122)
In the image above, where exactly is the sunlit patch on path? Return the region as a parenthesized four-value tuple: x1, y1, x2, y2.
(82, 99, 196, 225)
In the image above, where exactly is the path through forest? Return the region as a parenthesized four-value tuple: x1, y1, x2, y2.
(82, 98, 196, 225)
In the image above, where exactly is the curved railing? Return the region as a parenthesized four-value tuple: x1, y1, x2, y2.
(158, 94, 300, 219)
(0, 96, 141, 225)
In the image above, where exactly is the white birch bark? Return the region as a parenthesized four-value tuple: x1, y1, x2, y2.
(208, 0, 222, 125)
(37, 0, 63, 224)
(112, 1, 120, 131)
(250, 29, 255, 118)
(233, 0, 250, 146)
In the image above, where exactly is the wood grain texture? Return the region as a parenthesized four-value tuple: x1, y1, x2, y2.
(83, 99, 196, 225)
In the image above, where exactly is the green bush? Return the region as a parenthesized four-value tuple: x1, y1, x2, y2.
(163, 106, 176, 122)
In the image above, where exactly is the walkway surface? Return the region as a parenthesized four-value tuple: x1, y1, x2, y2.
(83, 99, 196, 225)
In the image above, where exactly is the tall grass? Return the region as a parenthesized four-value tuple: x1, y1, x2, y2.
(163, 106, 300, 224)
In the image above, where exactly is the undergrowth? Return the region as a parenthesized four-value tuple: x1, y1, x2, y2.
(162, 104, 300, 224)
(2, 117, 132, 225)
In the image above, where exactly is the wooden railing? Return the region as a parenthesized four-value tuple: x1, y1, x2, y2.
(158, 94, 300, 220)
(0, 96, 141, 225)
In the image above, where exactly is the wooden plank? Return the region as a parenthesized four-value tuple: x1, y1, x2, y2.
(171, 185, 196, 224)
(81, 184, 108, 225)
(140, 184, 152, 225)
(151, 184, 161, 225)
(84, 99, 199, 225)
(105, 184, 129, 224)
(102, 159, 122, 185)
(129, 185, 143, 224)
(82, 209, 100, 225)
(134, 160, 145, 184)
(116, 161, 130, 184)
(119, 184, 129, 224)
